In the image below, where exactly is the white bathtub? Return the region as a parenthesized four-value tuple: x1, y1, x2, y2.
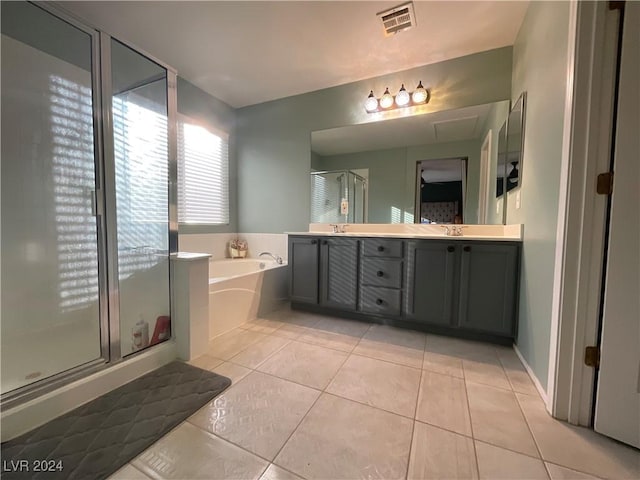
(208, 258, 289, 338)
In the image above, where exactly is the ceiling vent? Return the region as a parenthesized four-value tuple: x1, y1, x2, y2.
(377, 2, 416, 36)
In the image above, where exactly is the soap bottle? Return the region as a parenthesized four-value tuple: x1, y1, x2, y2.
(132, 315, 149, 352)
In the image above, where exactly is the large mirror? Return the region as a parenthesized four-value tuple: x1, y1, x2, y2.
(311, 100, 511, 224)
(505, 92, 526, 193)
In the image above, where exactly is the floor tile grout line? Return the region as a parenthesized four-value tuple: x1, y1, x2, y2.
(184, 416, 292, 467)
(348, 351, 423, 373)
(404, 364, 425, 480)
(270, 462, 309, 480)
(264, 341, 354, 478)
(227, 335, 293, 371)
(513, 390, 552, 477)
(462, 359, 482, 478)
(543, 460, 608, 479)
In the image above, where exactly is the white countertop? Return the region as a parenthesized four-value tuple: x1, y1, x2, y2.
(289, 223, 523, 241)
(286, 231, 521, 242)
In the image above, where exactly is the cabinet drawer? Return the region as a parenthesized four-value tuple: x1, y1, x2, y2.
(361, 258, 403, 288)
(362, 239, 403, 258)
(359, 286, 401, 316)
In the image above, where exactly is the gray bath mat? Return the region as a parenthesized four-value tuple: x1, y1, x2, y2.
(1, 361, 231, 480)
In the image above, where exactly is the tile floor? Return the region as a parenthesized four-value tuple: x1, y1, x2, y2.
(110, 307, 639, 480)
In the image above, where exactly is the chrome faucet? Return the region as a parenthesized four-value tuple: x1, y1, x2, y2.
(329, 224, 349, 233)
(259, 252, 283, 264)
(440, 225, 466, 237)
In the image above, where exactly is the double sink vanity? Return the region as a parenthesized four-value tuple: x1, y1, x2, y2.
(288, 224, 522, 344)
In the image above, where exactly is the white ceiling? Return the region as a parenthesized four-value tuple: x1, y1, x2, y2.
(311, 101, 509, 156)
(57, 1, 529, 108)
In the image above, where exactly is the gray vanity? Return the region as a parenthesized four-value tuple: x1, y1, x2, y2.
(288, 232, 521, 345)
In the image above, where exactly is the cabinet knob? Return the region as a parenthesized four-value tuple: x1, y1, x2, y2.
(463, 246, 471, 252)
(322, 240, 328, 245)
(377, 246, 385, 252)
(447, 246, 455, 253)
(310, 239, 317, 245)
(376, 270, 384, 277)
(375, 298, 384, 305)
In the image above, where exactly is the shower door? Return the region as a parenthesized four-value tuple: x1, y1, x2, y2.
(108, 39, 172, 357)
(1, 3, 177, 402)
(1, 2, 106, 394)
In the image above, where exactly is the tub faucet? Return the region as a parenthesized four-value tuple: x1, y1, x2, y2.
(259, 252, 283, 264)
(440, 225, 466, 236)
(329, 224, 348, 233)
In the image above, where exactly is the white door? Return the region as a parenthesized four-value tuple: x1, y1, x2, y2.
(593, 1, 640, 449)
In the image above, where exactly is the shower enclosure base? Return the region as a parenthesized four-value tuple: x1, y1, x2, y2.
(0, 341, 176, 442)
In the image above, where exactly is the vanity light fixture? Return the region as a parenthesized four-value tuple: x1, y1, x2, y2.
(364, 81, 430, 113)
(395, 84, 410, 106)
(364, 91, 379, 112)
(411, 81, 428, 104)
(379, 87, 394, 109)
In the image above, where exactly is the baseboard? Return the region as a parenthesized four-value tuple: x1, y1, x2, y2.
(513, 344, 550, 409)
(1, 341, 177, 442)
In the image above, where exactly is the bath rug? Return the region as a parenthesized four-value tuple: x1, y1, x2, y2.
(1, 361, 231, 480)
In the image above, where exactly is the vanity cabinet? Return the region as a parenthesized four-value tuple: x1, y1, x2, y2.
(404, 240, 519, 337)
(359, 239, 404, 316)
(289, 234, 521, 343)
(457, 243, 519, 336)
(289, 236, 320, 304)
(319, 237, 359, 310)
(288, 236, 359, 310)
(405, 241, 459, 327)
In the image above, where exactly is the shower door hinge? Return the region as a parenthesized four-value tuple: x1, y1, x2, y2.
(596, 172, 614, 195)
(584, 346, 600, 368)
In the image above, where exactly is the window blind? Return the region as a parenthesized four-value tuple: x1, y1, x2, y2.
(177, 117, 229, 225)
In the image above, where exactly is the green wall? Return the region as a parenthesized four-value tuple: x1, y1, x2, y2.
(508, 1, 572, 392)
(236, 47, 513, 233)
(177, 77, 237, 234)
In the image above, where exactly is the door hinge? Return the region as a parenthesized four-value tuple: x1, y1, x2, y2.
(596, 172, 614, 195)
(585, 346, 600, 368)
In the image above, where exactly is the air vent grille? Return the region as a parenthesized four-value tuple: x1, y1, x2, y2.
(378, 2, 416, 36)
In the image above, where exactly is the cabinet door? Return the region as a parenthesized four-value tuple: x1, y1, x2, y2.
(404, 241, 458, 326)
(458, 243, 519, 336)
(320, 238, 359, 310)
(288, 236, 319, 304)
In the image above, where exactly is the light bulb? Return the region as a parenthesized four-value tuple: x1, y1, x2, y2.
(412, 81, 428, 104)
(395, 84, 410, 107)
(364, 90, 379, 112)
(379, 87, 394, 109)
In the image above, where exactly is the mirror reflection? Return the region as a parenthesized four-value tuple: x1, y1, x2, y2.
(311, 100, 511, 225)
(506, 92, 526, 193)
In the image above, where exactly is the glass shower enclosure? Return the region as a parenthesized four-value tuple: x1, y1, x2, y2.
(0, 2, 177, 404)
(310, 170, 367, 224)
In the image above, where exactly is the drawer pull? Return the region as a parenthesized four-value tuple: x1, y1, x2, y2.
(377, 246, 385, 252)
(310, 239, 317, 245)
(376, 270, 384, 277)
(375, 298, 384, 306)
(463, 246, 471, 252)
(322, 240, 328, 245)
(447, 246, 455, 253)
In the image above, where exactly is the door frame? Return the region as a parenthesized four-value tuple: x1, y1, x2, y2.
(478, 130, 492, 224)
(547, 1, 621, 424)
(414, 157, 468, 224)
